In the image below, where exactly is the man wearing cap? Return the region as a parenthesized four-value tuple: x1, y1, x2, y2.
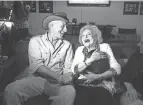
(3, 12, 76, 105)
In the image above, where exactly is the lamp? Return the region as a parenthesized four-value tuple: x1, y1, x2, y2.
(72, 18, 77, 25)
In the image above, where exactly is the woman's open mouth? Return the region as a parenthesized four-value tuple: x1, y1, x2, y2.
(84, 39, 90, 43)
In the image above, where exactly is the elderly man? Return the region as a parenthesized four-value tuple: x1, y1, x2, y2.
(120, 35, 143, 105)
(3, 12, 75, 105)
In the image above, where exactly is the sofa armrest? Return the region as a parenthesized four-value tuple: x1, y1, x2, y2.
(0, 56, 16, 79)
(2, 56, 16, 69)
(0, 56, 16, 91)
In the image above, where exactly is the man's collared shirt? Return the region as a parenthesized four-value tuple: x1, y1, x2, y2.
(28, 33, 73, 74)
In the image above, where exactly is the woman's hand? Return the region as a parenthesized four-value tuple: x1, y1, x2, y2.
(86, 51, 108, 64)
(99, 51, 108, 59)
(83, 72, 101, 83)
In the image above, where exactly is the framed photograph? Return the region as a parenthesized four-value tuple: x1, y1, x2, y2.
(23, 1, 36, 12)
(140, 2, 143, 15)
(39, 1, 53, 13)
(123, 2, 139, 15)
(0, 1, 5, 8)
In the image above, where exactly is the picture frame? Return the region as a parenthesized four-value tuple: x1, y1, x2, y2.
(23, 1, 36, 12)
(123, 2, 139, 15)
(140, 2, 143, 15)
(39, 1, 53, 13)
(0, 1, 5, 8)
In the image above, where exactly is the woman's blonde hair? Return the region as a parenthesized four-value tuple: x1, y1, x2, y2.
(78, 24, 103, 45)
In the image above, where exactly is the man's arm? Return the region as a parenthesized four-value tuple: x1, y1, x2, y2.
(28, 38, 61, 81)
(36, 66, 61, 81)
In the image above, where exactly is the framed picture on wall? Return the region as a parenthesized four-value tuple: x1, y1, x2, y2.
(39, 1, 53, 13)
(23, 1, 36, 12)
(123, 2, 139, 15)
(0, 1, 4, 7)
(140, 2, 143, 15)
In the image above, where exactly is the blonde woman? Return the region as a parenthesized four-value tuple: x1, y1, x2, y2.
(71, 25, 121, 105)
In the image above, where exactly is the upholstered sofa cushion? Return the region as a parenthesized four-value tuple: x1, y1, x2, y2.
(118, 28, 136, 34)
(113, 34, 140, 42)
(15, 39, 29, 75)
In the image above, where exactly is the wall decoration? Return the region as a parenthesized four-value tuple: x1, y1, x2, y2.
(0, 1, 5, 8)
(123, 2, 139, 15)
(39, 1, 53, 13)
(140, 2, 143, 15)
(23, 1, 36, 12)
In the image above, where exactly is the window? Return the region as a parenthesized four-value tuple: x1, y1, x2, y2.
(67, 0, 110, 7)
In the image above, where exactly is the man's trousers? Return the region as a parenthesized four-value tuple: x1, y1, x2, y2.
(3, 76, 76, 105)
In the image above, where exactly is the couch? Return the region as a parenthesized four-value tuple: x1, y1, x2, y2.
(0, 34, 139, 105)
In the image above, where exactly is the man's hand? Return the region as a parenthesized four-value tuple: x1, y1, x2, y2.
(124, 82, 141, 100)
(59, 72, 73, 85)
(125, 88, 141, 100)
